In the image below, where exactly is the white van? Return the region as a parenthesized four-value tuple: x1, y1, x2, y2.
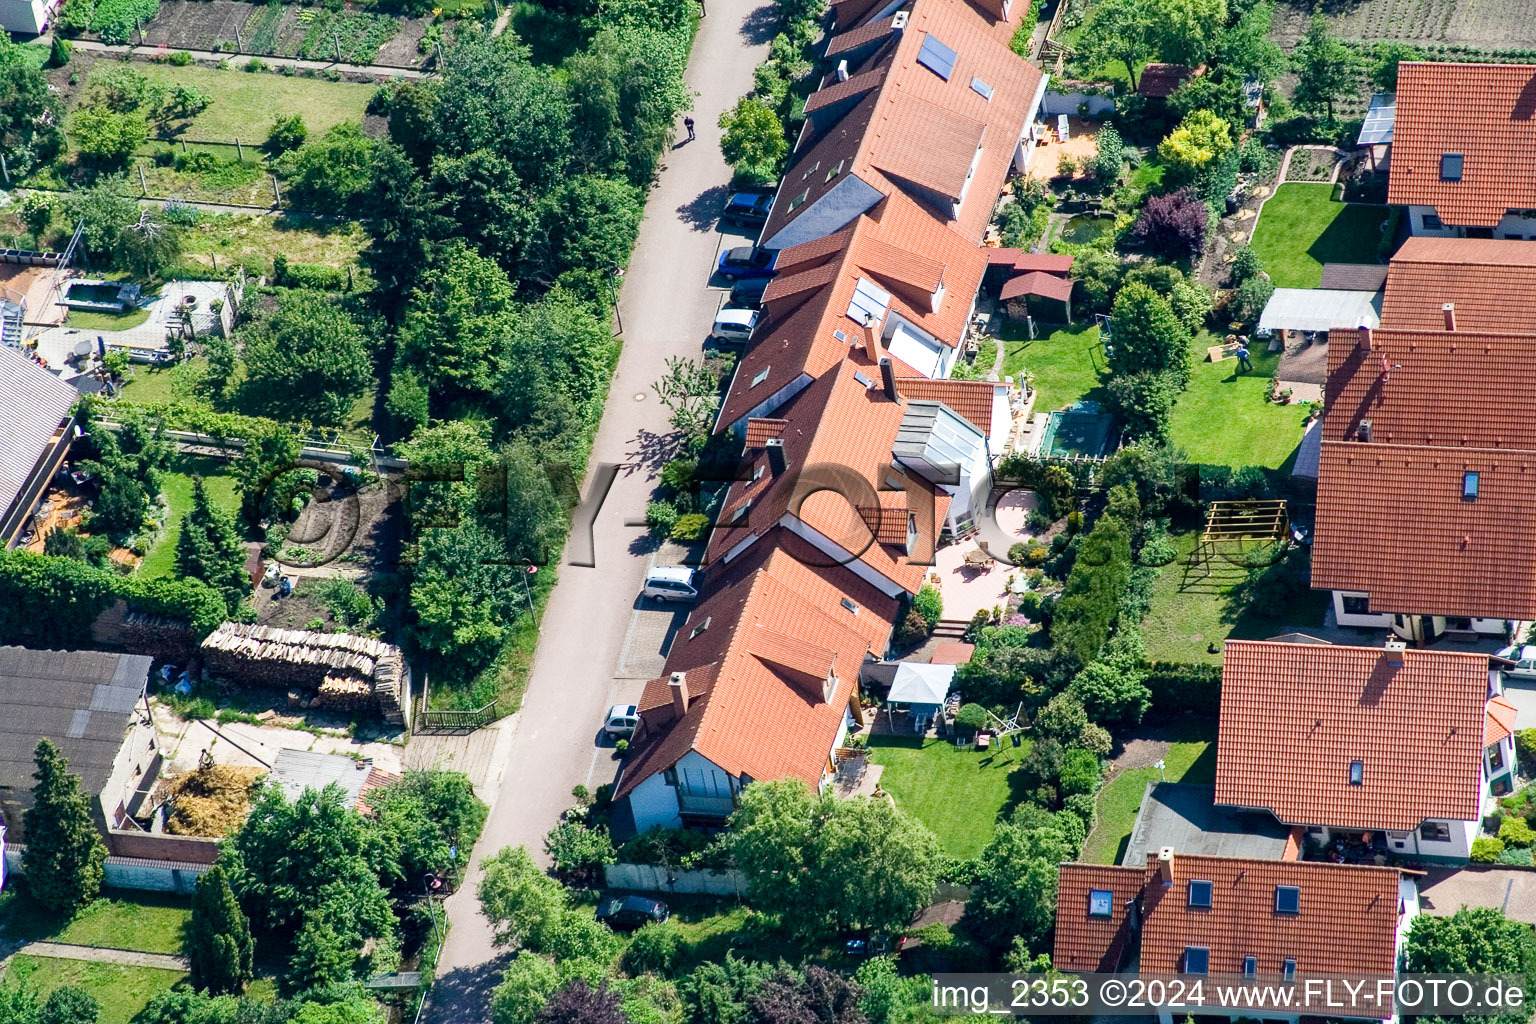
(710, 308, 758, 345)
(642, 566, 699, 602)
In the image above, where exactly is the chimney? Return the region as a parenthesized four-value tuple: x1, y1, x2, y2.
(1384, 638, 1407, 667)
(1357, 417, 1373, 443)
(1443, 303, 1456, 332)
(669, 671, 691, 718)
(879, 356, 899, 403)
(1357, 323, 1373, 351)
(765, 437, 787, 476)
(1157, 847, 1174, 886)
(862, 312, 883, 364)
(836, 59, 849, 82)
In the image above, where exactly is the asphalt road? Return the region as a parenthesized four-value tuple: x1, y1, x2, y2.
(420, 3, 777, 1019)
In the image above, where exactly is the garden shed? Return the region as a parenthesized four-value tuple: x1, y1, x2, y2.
(1001, 270, 1074, 323)
(886, 663, 956, 732)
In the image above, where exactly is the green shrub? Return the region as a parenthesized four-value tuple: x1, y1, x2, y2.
(1499, 817, 1536, 847)
(644, 500, 678, 537)
(670, 513, 709, 541)
(1497, 845, 1534, 866)
(1515, 730, 1536, 776)
(1058, 748, 1102, 797)
(50, 36, 73, 67)
(275, 260, 347, 290)
(914, 584, 943, 627)
(168, 49, 193, 66)
(1472, 837, 1505, 863)
(1142, 662, 1221, 716)
(622, 921, 683, 975)
(955, 703, 989, 733)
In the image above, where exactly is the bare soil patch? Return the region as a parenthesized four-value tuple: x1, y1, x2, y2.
(1271, 0, 1536, 49)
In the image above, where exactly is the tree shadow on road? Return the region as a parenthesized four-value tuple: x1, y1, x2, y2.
(422, 953, 512, 1024)
(625, 426, 684, 478)
(677, 184, 729, 233)
(741, 3, 780, 44)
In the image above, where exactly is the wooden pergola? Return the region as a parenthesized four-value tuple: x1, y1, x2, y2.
(1191, 499, 1289, 576)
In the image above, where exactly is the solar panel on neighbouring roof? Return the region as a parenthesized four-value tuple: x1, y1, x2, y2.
(1357, 94, 1396, 146)
(917, 34, 957, 80)
(847, 277, 891, 323)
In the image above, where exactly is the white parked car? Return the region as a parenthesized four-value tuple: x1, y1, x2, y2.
(604, 703, 640, 739)
(642, 566, 699, 602)
(710, 307, 759, 345)
(1497, 644, 1536, 681)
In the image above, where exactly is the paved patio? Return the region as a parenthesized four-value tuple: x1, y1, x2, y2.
(929, 489, 1039, 622)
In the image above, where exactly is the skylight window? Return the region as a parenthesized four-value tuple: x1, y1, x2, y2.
(1088, 890, 1113, 917)
(1463, 471, 1480, 500)
(847, 277, 891, 324)
(1183, 948, 1209, 975)
(916, 33, 957, 80)
(1243, 956, 1257, 978)
(1187, 880, 1213, 909)
(751, 367, 770, 387)
(1274, 886, 1300, 915)
(1440, 153, 1463, 181)
(789, 189, 809, 211)
(1349, 760, 1363, 785)
(970, 76, 994, 100)
(841, 597, 859, 614)
(1283, 959, 1297, 982)
(826, 159, 845, 182)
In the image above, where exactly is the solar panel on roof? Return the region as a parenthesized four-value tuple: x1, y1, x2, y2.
(917, 34, 957, 80)
(847, 277, 891, 323)
(1357, 95, 1396, 145)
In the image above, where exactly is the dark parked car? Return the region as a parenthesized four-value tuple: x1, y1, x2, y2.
(729, 276, 771, 309)
(722, 191, 774, 228)
(595, 894, 670, 931)
(716, 246, 776, 281)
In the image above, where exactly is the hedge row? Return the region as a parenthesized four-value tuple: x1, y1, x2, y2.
(0, 549, 227, 647)
(1143, 660, 1221, 716)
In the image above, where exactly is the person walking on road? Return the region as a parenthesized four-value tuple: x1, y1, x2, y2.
(684, 117, 696, 141)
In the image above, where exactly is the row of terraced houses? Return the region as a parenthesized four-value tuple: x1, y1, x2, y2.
(615, 41, 1536, 1021)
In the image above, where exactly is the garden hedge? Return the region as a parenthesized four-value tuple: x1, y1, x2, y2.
(1142, 660, 1221, 716)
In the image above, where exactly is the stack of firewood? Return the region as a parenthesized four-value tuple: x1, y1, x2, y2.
(200, 623, 408, 722)
(122, 610, 198, 662)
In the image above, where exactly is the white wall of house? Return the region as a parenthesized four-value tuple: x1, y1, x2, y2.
(1333, 591, 1395, 629)
(1406, 205, 1536, 239)
(0, 0, 52, 34)
(1013, 74, 1053, 175)
(1494, 213, 1536, 240)
(626, 751, 740, 833)
(1375, 817, 1476, 863)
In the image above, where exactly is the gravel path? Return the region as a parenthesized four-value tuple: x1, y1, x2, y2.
(0, 940, 188, 972)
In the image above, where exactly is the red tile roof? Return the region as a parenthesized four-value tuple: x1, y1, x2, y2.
(1381, 237, 1536, 334)
(999, 270, 1074, 302)
(825, 15, 895, 57)
(1057, 856, 1404, 994)
(615, 563, 877, 800)
(804, 67, 889, 115)
(744, 417, 788, 449)
(1388, 62, 1536, 228)
(1487, 696, 1518, 746)
(712, 361, 944, 595)
(1321, 328, 1536, 449)
(1319, 262, 1389, 292)
(984, 249, 1074, 273)
(1314, 326, 1536, 619)
(1312, 441, 1536, 620)
(893, 375, 997, 435)
(1216, 640, 1490, 830)
(870, 96, 988, 200)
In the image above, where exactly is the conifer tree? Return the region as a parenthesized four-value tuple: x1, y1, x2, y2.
(187, 864, 255, 994)
(175, 476, 248, 614)
(22, 739, 107, 914)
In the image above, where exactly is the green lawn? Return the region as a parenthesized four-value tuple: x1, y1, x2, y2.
(0, 957, 186, 1024)
(0, 889, 190, 956)
(138, 452, 243, 578)
(64, 307, 153, 332)
(1170, 335, 1312, 469)
(1139, 531, 1330, 665)
(999, 322, 1106, 413)
(1080, 720, 1218, 865)
(1249, 184, 1389, 288)
(81, 63, 374, 142)
(866, 733, 1031, 859)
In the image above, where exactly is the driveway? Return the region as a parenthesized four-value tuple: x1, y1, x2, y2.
(1499, 681, 1536, 731)
(1419, 866, 1536, 924)
(421, 4, 777, 1021)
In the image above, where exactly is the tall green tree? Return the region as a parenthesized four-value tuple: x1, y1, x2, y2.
(187, 864, 256, 994)
(242, 291, 372, 425)
(565, 25, 695, 187)
(39, 988, 99, 1024)
(1108, 281, 1193, 382)
(1402, 907, 1536, 1024)
(69, 106, 149, 164)
(728, 780, 942, 938)
(0, 35, 65, 177)
(967, 814, 1081, 951)
(1074, 0, 1160, 91)
(395, 241, 514, 402)
(175, 476, 248, 615)
(1215, 0, 1284, 86)
(22, 739, 108, 914)
(1291, 15, 1357, 123)
(1370, 41, 1424, 93)
(478, 845, 569, 950)
(278, 122, 377, 213)
(718, 97, 787, 183)
(232, 423, 303, 528)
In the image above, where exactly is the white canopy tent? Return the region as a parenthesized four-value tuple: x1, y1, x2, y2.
(1258, 288, 1381, 335)
(886, 663, 956, 733)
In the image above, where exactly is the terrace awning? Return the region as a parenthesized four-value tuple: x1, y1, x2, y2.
(1258, 288, 1381, 334)
(887, 663, 956, 709)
